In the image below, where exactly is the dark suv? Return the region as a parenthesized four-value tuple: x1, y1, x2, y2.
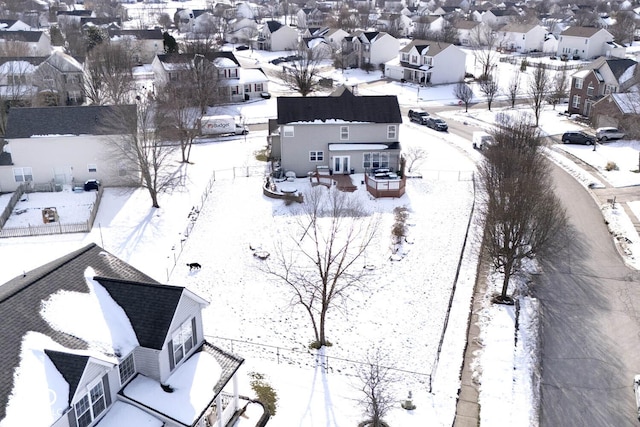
(561, 131, 595, 145)
(425, 117, 448, 131)
(408, 109, 429, 125)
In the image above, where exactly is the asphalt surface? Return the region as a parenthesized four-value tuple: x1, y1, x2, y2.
(534, 162, 640, 426)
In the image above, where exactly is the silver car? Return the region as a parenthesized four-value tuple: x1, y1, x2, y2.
(596, 127, 625, 141)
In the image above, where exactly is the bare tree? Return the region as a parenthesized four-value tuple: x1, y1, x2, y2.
(357, 348, 397, 427)
(478, 114, 567, 303)
(609, 12, 637, 46)
(84, 41, 137, 105)
(106, 99, 180, 208)
(0, 60, 33, 135)
(453, 82, 473, 112)
(507, 69, 520, 108)
(527, 64, 549, 126)
(264, 187, 379, 348)
(547, 66, 569, 110)
(402, 146, 427, 173)
(478, 72, 500, 111)
(278, 42, 327, 97)
(469, 23, 500, 80)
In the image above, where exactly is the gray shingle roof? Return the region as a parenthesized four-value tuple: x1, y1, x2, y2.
(5, 105, 136, 139)
(45, 350, 89, 403)
(276, 90, 402, 124)
(108, 28, 163, 40)
(0, 30, 45, 42)
(0, 243, 164, 420)
(561, 26, 602, 37)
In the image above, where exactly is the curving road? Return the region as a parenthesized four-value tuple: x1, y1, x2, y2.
(534, 163, 640, 426)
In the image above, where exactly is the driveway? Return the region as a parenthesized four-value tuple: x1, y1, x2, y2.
(535, 162, 640, 426)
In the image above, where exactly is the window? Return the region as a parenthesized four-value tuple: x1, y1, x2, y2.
(309, 151, 324, 161)
(231, 86, 239, 95)
(604, 84, 615, 94)
(363, 152, 389, 169)
(387, 125, 397, 139)
(340, 126, 349, 140)
(244, 84, 251, 93)
(586, 84, 594, 96)
(401, 53, 409, 61)
(572, 95, 580, 108)
(423, 57, 432, 66)
(411, 55, 418, 63)
(283, 126, 294, 137)
(119, 353, 135, 385)
(13, 167, 33, 183)
(171, 318, 195, 367)
(574, 78, 583, 89)
(75, 380, 106, 427)
(254, 83, 263, 92)
(88, 164, 97, 173)
(7, 74, 26, 85)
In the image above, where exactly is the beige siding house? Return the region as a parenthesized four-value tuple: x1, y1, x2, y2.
(385, 39, 466, 85)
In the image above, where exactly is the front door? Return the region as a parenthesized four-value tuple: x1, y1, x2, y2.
(333, 156, 350, 174)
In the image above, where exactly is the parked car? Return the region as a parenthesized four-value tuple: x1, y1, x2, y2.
(235, 45, 250, 51)
(425, 117, 448, 131)
(270, 57, 287, 65)
(562, 131, 595, 145)
(596, 127, 625, 141)
(260, 92, 271, 99)
(408, 109, 429, 125)
(84, 179, 100, 191)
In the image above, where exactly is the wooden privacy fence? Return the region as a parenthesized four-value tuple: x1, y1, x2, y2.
(0, 183, 28, 230)
(0, 187, 103, 238)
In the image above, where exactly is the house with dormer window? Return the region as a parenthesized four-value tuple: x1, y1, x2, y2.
(342, 31, 399, 69)
(567, 57, 638, 117)
(271, 87, 402, 178)
(0, 243, 246, 427)
(385, 39, 466, 85)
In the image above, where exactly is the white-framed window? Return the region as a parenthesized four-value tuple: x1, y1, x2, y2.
(88, 164, 97, 173)
(8, 74, 26, 85)
(254, 83, 263, 92)
(574, 78, 583, 89)
(387, 125, 397, 139)
(75, 379, 106, 427)
(309, 151, 324, 161)
(13, 167, 33, 182)
(401, 53, 409, 61)
(604, 84, 615, 94)
(171, 318, 194, 367)
(586, 83, 594, 96)
(231, 86, 239, 95)
(363, 152, 389, 169)
(68, 90, 81, 103)
(411, 55, 417, 63)
(422, 57, 432, 66)
(572, 95, 580, 108)
(244, 84, 251, 93)
(340, 126, 349, 140)
(119, 353, 135, 385)
(283, 126, 294, 137)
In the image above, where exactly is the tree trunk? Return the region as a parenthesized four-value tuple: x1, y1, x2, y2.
(148, 187, 160, 208)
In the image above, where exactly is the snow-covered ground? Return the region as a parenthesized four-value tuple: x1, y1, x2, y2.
(2, 46, 640, 426)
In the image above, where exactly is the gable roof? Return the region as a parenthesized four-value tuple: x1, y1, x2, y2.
(0, 30, 45, 42)
(499, 23, 540, 33)
(266, 20, 283, 32)
(276, 90, 402, 124)
(401, 39, 452, 56)
(560, 26, 604, 37)
(5, 105, 136, 139)
(605, 58, 637, 81)
(0, 243, 159, 420)
(44, 350, 89, 402)
(108, 28, 163, 40)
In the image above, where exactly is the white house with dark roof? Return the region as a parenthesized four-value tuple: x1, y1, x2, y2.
(257, 21, 298, 51)
(385, 39, 466, 85)
(342, 31, 399, 69)
(108, 29, 165, 64)
(0, 19, 32, 31)
(0, 30, 51, 56)
(272, 88, 402, 177)
(497, 23, 547, 53)
(0, 243, 246, 427)
(557, 26, 620, 59)
(0, 105, 138, 192)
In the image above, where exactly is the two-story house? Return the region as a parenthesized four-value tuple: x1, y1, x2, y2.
(224, 17, 259, 45)
(0, 19, 32, 31)
(257, 21, 299, 51)
(295, 8, 325, 30)
(0, 30, 51, 56)
(0, 105, 138, 192)
(108, 29, 165, 64)
(567, 57, 638, 117)
(343, 31, 399, 70)
(455, 20, 481, 46)
(34, 50, 84, 106)
(385, 39, 466, 85)
(480, 8, 520, 27)
(0, 56, 42, 107)
(309, 27, 349, 50)
(557, 26, 621, 60)
(0, 243, 246, 427)
(497, 23, 547, 53)
(272, 87, 402, 177)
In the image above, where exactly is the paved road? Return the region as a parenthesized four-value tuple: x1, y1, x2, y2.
(535, 163, 640, 426)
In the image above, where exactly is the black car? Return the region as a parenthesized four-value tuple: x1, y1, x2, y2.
(425, 117, 448, 131)
(408, 109, 429, 125)
(84, 179, 101, 191)
(270, 57, 287, 65)
(235, 45, 250, 51)
(561, 131, 595, 145)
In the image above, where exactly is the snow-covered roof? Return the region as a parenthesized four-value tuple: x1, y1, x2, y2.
(93, 401, 163, 427)
(237, 68, 267, 84)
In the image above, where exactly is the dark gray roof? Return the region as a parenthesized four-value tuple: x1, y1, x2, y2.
(0, 31, 45, 42)
(266, 20, 283, 33)
(45, 350, 89, 403)
(96, 277, 184, 350)
(57, 10, 92, 16)
(605, 58, 637, 81)
(0, 243, 158, 420)
(276, 90, 401, 124)
(108, 28, 163, 40)
(5, 105, 136, 139)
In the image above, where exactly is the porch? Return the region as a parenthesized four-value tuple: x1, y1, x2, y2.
(364, 169, 406, 198)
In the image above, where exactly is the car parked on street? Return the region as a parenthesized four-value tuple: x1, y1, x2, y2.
(562, 131, 595, 145)
(408, 109, 429, 125)
(425, 117, 448, 131)
(596, 127, 625, 141)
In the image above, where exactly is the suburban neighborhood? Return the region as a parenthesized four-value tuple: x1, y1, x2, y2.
(1, 0, 640, 426)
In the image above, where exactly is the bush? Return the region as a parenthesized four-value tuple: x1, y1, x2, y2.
(520, 59, 528, 71)
(249, 372, 278, 416)
(605, 161, 619, 171)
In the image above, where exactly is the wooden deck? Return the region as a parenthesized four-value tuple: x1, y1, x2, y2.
(331, 174, 357, 192)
